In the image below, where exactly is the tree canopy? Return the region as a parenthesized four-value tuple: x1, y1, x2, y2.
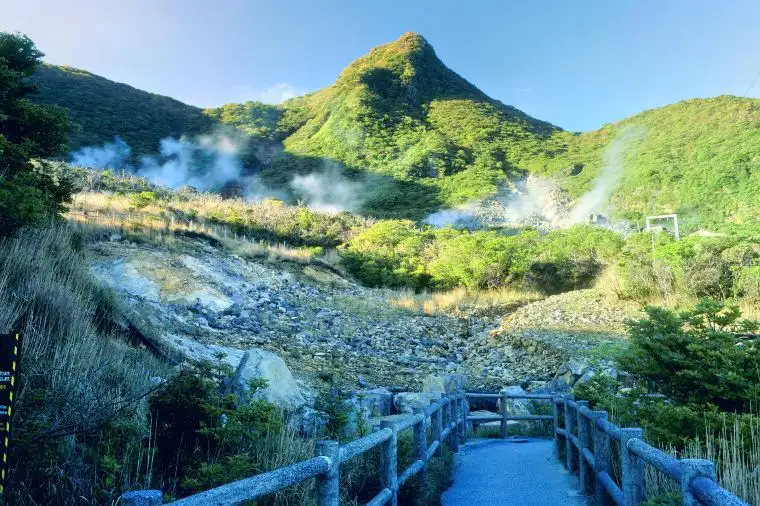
(0, 32, 72, 235)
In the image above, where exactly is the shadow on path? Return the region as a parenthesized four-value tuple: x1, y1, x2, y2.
(441, 437, 586, 506)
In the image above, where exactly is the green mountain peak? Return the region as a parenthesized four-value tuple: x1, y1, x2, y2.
(28, 36, 760, 224)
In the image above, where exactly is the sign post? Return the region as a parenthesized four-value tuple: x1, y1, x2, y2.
(0, 332, 21, 495)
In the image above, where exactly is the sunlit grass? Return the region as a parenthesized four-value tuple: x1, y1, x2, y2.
(390, 286, 543, 316)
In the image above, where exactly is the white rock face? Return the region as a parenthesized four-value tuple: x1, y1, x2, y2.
(92, 259, 160, 300)
(422, 373, 467, 394)
(394, 392, 442, 414)
(236, 348, 307, 411)
(498, 385, 534, 416)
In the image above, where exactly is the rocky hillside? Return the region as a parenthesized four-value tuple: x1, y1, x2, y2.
(86, 227, 626, 405)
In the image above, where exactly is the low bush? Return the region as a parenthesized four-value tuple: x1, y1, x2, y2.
(341, 221, 623, 293)
(612, 232, 759, 307)
(574, 300, 760, 503)
(619, 299, 759, 412)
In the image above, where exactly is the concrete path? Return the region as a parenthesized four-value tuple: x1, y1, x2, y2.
(441, 438, 586, 506)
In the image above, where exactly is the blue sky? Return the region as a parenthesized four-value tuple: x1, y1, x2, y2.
(4, 0, 760, 131)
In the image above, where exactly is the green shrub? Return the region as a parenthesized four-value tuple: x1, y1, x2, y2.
(619, 299, 759, 412)
(0, 225, 165, 505)
(148, 362, 285, 497)
(614, 232, 758, 305)
(341, 221, 622, 293)
(130, 191, 159, 209)
(734, 265, 760, 303)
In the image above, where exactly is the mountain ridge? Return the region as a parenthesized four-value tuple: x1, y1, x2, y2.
(30, 32, 760, 225)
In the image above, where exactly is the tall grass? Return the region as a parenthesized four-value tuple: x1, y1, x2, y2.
(70, 190, 372, 248)
(391, 286, 543, 316)
(67, 200, 346, 271)
(638, 415, 760, 504)
(0, 225, 167, 505)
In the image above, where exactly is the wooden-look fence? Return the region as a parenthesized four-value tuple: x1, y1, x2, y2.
(552, 395, 748, 506)
(121, 390, 750, 506)
(121, 391, 470, 506)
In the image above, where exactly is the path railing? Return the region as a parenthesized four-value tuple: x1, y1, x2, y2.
(121, 390, 750, 506)
(121, 390, 469, 506)
(466, 391, 554, 437)
(553, 395, 748, 506)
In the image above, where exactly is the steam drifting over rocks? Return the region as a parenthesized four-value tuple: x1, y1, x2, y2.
(70, 136, 367, 214)
(425, 126, 646, 233)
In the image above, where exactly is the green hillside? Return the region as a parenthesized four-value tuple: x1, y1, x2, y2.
(30, 34, 760, 224)
(527, 96, 760, 228)
(210, 33, 568, 216)
(31, 64, 214, 154)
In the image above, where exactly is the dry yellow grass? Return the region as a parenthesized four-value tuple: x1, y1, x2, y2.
(67, 198, 338, 269)
(0, 226, 168, 504)
(391, 286, 543, 316)
(643, 415, 760, 504)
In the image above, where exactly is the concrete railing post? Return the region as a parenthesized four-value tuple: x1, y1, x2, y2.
(680, 459, 715, 506)
(120, 490, 163, 506)
(381, 420, 399, 506)
(459, 392, 468, 444)
(620, 428, 645, 505)
(449, 394, 459, 452)
(430, 399, 443, 457)
(564, 396, 578, 472)
(316, 440, 340, 506)
(576, 400, 592, 495)
(413, 407, 429, 487)
(500, 389, 509, 438)
(441, 395, 450, 441)
(552, 396, 562, 461)
(592, 411, 610, 506)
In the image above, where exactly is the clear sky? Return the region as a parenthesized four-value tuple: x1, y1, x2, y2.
(3, 0, 760, 131)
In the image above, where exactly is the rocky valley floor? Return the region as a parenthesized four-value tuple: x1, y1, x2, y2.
(88, 231, 642, 415)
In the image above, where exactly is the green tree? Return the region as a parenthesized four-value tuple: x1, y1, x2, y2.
(0, 32, 72, 236)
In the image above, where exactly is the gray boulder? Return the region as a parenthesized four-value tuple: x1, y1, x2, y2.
(497, 385, 534, 416)
(164, 335, 307, 412)
(394, 392, 442, 414)
(358, 387, 394, 417)
(232, 348, 307, 412)
(422, 373, 467, 394)
(289, 406, 328, 436)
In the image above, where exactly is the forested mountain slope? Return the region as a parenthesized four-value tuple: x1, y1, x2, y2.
(31, 34, 760, 224)
(31, 64, 213, 154)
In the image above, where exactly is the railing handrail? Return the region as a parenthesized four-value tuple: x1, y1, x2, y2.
(121, 390, 469, 506)
(121, 388, 749, 506)
(552, 394, 749, 506)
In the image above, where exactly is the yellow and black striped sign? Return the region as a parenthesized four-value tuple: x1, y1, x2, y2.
(0, 332, 21, 495)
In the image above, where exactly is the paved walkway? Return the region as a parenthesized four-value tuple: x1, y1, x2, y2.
(441, 438, 587, 506)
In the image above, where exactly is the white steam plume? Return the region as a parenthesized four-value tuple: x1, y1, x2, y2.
(290, 162, 364, 214)
(424, 126, 646, 231)
(566, 126, 645, 223)
(424, 204, 479, 229)
(71, 137, 131, 169)
(70, 137, 367, 213)
(139, 133, 244, 191)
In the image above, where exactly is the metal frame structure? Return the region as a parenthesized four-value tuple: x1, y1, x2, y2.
(646, 214, 680, 240)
